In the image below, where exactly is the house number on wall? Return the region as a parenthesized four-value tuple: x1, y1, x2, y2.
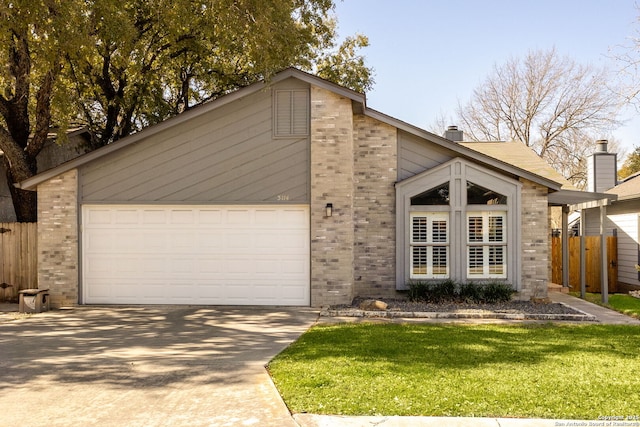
(277, 194, 290, 201)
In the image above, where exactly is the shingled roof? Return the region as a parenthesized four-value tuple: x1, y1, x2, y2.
(459, 141, 577, 190)
(607, 172, 640, 201)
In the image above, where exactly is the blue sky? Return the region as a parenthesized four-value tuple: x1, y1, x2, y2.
(333, 0, 640, 155)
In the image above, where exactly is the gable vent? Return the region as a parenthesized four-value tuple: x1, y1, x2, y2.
(274, 89, 309, 137)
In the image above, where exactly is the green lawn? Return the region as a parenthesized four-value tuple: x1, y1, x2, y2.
(572, 292, 640, 319)
(268, 323, 640, 419)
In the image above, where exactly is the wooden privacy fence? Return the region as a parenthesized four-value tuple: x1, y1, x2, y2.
(0, 222, 37, 302)
(551, 236, 617, 293)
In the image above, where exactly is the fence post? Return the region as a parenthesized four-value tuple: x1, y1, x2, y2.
(562, 206, 569, 288)
(600, 205, 608, 304)
(580, 210, 586, 298)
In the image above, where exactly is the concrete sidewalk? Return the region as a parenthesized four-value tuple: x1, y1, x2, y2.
(549, 291, 640, 324)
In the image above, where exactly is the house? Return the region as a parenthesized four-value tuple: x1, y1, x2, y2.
(17, 68, 610, 308)
(0, 128, 92, 221)
(581, 141, 640, 293)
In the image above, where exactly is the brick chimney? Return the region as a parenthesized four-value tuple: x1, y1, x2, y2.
(587, 139, 617, 192)
(444, 125, 463, 142)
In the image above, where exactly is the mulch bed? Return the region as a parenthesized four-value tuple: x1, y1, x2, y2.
(323, 297, 596, 321)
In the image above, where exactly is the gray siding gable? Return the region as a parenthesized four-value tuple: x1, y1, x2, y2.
(398, 130, 454, 180)
(80, 79, 310, 204)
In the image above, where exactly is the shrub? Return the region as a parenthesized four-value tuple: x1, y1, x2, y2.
(407, 280, 429, 301)
(429, 279, 457, 303)
(408, 280, 514, 304)
(459, 282, 484, 303)
(408, 280, 457, 303)
(481, 282, 515, 303)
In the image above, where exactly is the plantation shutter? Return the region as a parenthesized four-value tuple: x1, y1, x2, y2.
(410, 213, 449, 279)
(466, 212, 507, 278)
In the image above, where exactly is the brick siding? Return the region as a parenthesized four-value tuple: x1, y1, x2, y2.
(37, 169, 79, 307)
(353, 114, 398, 298)
(519, 178, 550, 299)
(309, 86, 355, 306)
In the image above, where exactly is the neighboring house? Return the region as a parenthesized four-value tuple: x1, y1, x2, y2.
(582, 142, 640, 293)
(17, 68, 609, 308)
(0, 128, 92, 221)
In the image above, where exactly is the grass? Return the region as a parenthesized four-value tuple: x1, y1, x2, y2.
(268, 323, 640, 419)
(571, 292, 640, 319)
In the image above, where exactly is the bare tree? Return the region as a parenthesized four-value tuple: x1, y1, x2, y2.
(610, 7, 640, 110)
(456, 48, 622, 188)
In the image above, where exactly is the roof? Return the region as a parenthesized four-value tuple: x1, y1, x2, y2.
(606, 172, 640, 201)
(458, 141, 577, 190)
(459, 141, 617, 207)
(18, 68, 566, 192)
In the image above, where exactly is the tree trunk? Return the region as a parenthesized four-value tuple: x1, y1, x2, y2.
(9, 186, 37, 223)
(3, 160, 36, 222)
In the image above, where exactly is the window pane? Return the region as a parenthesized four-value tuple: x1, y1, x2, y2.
(412, 247, 428, 275)
(432, 246, 448, 275)
(468, 246, 484, 275)
(409, 213, 449, 279)
(411, 183, 449, 205)
(489, 246, 505, 275)
(467, 182, 507, 205)
(412, 217, 427, 242)
(432, 220, 447, 242)
(468, 216, 483, 242)
(489, 215, 504, 242)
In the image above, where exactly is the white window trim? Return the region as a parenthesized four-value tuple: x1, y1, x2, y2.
(466, 211, 507, 279)
(410, 212, 449, 279)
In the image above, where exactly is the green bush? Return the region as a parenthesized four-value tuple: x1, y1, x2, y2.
(407, 280, 429, 301)
(430, 279, 457, 303)
(481, 282, 515, 303)
(408, 280, 514, 304)
(408, 280, 457, 303)
(459, 282, 484, 303)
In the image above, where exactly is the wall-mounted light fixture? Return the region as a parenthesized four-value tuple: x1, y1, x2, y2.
(325, 203, 333, 217)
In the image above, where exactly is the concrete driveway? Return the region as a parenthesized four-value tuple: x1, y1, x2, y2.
(0, 306, 319, 427)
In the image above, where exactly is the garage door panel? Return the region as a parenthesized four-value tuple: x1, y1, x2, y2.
(198, 209, 223, 224)
(114, 209, 140, 224)
(82, 205, 309, 305)
(227, 209, 251, 224)
(141, 209, 168, 224)
(84, 230, 117, 252)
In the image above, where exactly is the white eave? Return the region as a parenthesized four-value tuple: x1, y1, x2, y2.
(548, 189, 617, 209)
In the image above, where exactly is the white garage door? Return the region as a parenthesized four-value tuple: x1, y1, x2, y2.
(82, 205, 310, 305)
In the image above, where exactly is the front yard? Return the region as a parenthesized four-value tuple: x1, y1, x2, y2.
(268, 323, 640, 419)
